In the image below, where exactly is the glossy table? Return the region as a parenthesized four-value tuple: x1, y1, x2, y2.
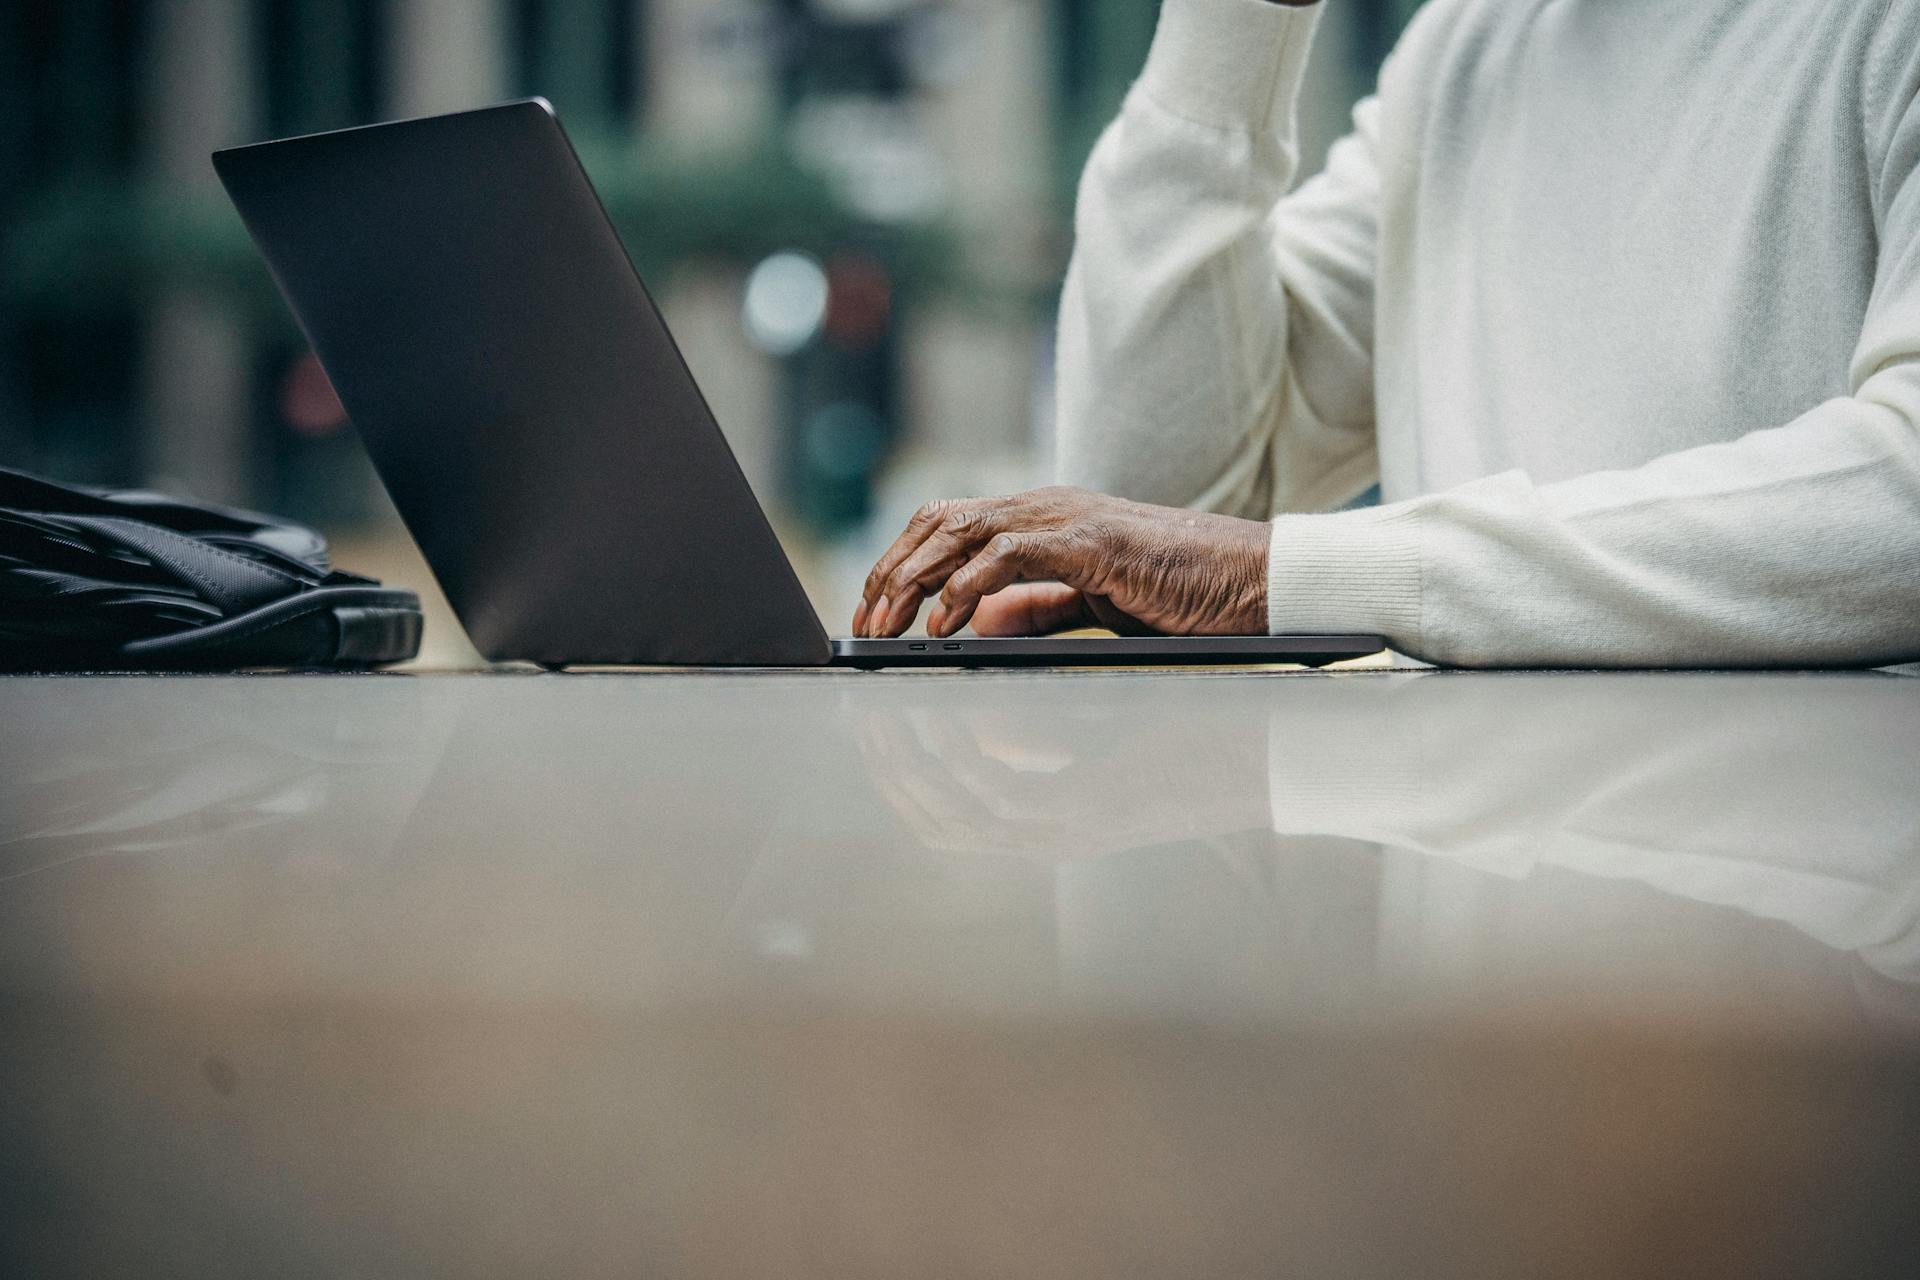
(2, 669, 1917, 1278)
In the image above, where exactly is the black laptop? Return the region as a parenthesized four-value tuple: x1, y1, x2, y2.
(214, 100, 1383, 670)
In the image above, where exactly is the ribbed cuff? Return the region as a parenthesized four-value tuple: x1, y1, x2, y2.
(1141, 0, 1324, 133)
(1268, 504, 1425, 648)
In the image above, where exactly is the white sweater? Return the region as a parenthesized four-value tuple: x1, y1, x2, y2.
(1056, 0, 1920, 666)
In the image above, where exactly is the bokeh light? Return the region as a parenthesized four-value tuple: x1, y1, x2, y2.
(742, 251, 831, 357)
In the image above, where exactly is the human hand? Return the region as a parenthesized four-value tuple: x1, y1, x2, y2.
(852, 487, 1270, 639)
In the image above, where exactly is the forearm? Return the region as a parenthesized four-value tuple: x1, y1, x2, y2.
(1055, 0, 1330, 516)
(1264, 365, 1920, 666)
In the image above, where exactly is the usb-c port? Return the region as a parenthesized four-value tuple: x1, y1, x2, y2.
(943, 642, 963, 650)
(909, 642, 927, 651)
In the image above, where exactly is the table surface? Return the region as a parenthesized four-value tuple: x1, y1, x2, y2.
(2, 668, 1917, 1278)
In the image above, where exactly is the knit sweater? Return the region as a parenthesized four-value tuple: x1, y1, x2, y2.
(1055, 0, 1920, 666)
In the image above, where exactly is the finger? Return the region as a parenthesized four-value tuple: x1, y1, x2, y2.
(930, 532, 1071, 638)
(964, 583, 1095, 637)
(861, 500, 952, 609)
(859, 498, 993, 635)
(873, 504, 1025, 637)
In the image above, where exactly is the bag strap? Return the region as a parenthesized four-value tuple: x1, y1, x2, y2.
(122, 586, 424, 668)
(0, 466, 328, 569)
(59, 515, 310, 614)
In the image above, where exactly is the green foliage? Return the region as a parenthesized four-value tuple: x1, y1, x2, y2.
(574, 131, 958, 291)
(0, 134, 965, 329)
(3, 175, 287, 325)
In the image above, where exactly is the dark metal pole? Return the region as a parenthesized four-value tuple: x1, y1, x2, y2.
(0, 4, 25, 464)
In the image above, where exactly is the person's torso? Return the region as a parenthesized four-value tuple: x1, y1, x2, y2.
(1368, 0, 1897, 500)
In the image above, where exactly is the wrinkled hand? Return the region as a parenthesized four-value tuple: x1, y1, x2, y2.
(852, 486, 1269, 639)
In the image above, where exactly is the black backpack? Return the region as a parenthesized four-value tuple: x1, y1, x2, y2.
(0, 466, 422, 671)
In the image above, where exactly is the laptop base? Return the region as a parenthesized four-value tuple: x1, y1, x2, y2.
(830, 635, 1384, 670)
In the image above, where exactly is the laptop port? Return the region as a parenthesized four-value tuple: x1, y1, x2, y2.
(909, 643, 927, 651)
(943, 643, 963, 650)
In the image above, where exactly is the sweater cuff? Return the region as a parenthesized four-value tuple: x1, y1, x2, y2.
(1268, 504, 1425, 647)
(1141, 0, 1324, 133)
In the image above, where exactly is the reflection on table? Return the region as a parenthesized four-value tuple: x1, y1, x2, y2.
(1, 670, 1915, 1277)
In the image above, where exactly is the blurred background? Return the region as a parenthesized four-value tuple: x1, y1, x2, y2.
(0, 0, 1419, 663)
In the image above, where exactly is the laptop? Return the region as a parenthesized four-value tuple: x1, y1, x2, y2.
(213, 100, 1384, 670)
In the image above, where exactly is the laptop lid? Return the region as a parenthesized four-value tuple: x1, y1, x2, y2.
(214, 100, 832, 667)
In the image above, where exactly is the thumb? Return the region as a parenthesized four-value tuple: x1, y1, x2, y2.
(969, 583, 1094, 636)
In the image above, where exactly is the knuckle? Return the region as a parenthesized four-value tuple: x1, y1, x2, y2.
(1070, 518, 1112, 547)
(987, 532, 1022, 559)
(912, 499, 949, 525)
(1052, 531, 1092, 567)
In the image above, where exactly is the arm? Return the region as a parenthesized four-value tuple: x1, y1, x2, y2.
(1265, 28, 1920, 667)
(1267, 362, 1920, 666)
(1056, 0, 1380, 520)
(857, 7, 1918, 661)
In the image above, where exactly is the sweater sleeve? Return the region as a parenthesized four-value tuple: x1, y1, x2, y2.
(1054, 0, 1381, 520)
(1266, 27, 1920, 668)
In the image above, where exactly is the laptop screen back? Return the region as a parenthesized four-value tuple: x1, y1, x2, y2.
(215, 100, 831, 667)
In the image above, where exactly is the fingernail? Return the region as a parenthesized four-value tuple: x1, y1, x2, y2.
(926, 604, 948, 636)
(871, 595, 890, 636)
(852, 600, 869, 634)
